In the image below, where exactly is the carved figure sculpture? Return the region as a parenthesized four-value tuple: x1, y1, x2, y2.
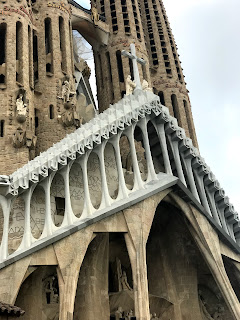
(13, 128, 26, 148)
(213, 305, 224, 320)
(126, 75, 136, 96)
(198, 290, 213, 320)
(142, 79, 153, 92)
(151, 313, 159, 320)
(115, 306, 123, 320)
(126, 309, 134, 319)
(16, 94, 27, 116)
(44, 276, 59, 304)
(91, 4, 99, 25)
(120, 271, 132, 291)
(116, 258, 133, 291)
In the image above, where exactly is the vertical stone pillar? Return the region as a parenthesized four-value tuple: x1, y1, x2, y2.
(123, 191, 170, 320)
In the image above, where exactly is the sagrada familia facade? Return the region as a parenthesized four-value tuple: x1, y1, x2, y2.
(0, 0, 239, 319)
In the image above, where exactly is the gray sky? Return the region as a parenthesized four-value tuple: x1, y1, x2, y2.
(76, 0, 240, 213)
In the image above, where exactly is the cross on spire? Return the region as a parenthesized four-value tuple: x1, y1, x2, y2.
(121, 43, 146, 90)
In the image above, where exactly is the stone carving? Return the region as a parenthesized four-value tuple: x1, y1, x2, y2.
(126, 75, 136, 96)
(16, 94, 28, 123)
(0, 175, 11, 184)
(199, 290, 213, 320)
(44, 275, 59, 304)
(58, 80, 75, 103)
(126, 310, 134, 319)
(115, 306, 123, 320)
(150, 313, 159, 320)
(91, 4, 99, 25)
(13, 127, 26, 148)
(212, 305, 224, 319)
(142, 79, 153, 92)
(117, 258, 132, 291)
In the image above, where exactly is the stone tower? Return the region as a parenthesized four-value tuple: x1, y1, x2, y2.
(93, 0, 198, 147)
(93, 0, 151, 109)
(0, 0, 93, 174)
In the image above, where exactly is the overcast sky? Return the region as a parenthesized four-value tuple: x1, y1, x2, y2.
(76, 0, 240, 213)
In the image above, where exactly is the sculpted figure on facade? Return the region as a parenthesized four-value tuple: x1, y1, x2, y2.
(16, 94, 28, 123)
(13, 127, 26, 148)
(115, 306, 123, 320)
(58, 79, 75, 104)
(142, 79, 153, 92)
(91, 3, 99, 25)
(150, 313, 159, 320)
(126, 75, 136, 95)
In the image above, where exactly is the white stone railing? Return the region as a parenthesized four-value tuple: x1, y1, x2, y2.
(0, 89, 239, 263)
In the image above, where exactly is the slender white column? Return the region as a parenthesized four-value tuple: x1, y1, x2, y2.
(168, 137, 186, 186)
(41, 175, 55, 237)
(109, 134, 129, 200)
(94, 142, 112, 209)
(0, 197, 11, 261)
(78, 152, 95, 218)
(137, 118, 158, 182)
(19, 186, 35, 250)
(152, 120, 172, 175)
(193, 169, 212, 216)
(60, 163, 76, 226)
(124, 126, 144, 190)
(181, 155, 200, 202)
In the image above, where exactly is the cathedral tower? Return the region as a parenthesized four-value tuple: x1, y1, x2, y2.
(93, 0, 151, 110)
(93, 0, 198, 147)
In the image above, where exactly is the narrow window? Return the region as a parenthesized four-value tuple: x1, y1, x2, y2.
(28, 26, 33, 88)
(49, 105, 54, 119)
(184, 100, 194, 137)
(0, 120, 4, 137)
(106, 52, 114, 103)
(158, 91, 165, 105)
(0, 24, 6, 84)
(16, 22, 23, 83)
(34, 108, 39, 128)
(129, 58, 134, 80)
(33, 31, 39, 83)
(116, 50, 124, 83)
(59, 17, 67, 73)
(45, 18, 53, 74)
(171, 94, 179, 119)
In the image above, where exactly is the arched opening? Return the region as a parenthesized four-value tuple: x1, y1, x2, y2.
(147, 121, 165, 173)
(146, 199, 233, 319)
(104, 143, 119, 199)
(0, 120, 4, 137)
(50, 173, 65, 227)
(183, 99, 195, 140)
(30, 186, 45, 239)
(87, 152, 102, 209)
(69, 162, 84, 218)
(8, 196, 25, 254)
(73, 233, 134, 319)
(222, 256, 240, 302)
(15, 266, 60, 320)
(120, 135, 134, 190)
(158, 91, 165, 105)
